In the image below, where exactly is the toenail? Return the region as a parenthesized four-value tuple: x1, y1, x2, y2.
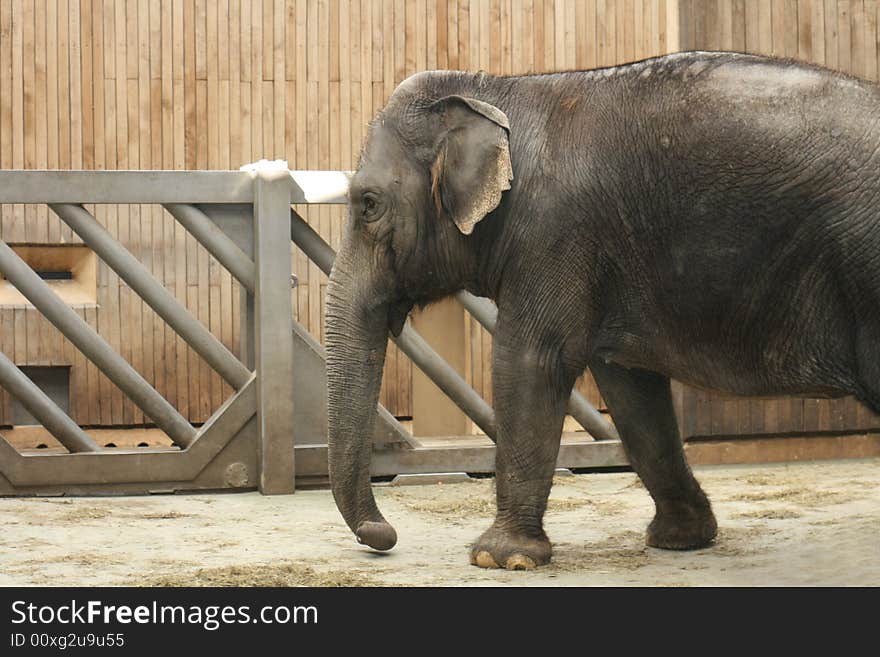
(473, 551, 500, 568)
(505, 554, 537, 570)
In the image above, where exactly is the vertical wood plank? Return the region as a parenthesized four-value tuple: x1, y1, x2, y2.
(563, 0, 574, 68)
(431, 0, 442, 70)
(418, 0, 429, 73)
(865, 0, 878, 81)
(405, 0, 416, 76)
(1, 0, 13, 245)
(21, 0, 34, 243)
(33, 0, 48, 243)
(838, 0, 852, 72)
(543, 0, 554, 69)
(0, 312, 12, 424)
(797, 0, 812, 61)
(60, 2, 73, 179)
(554, 0, 565, 68)
(458, 0, 469, 70)
(851, 0, 866, 78)
(90, 1, 105, 175)
(622, 0, 635, 61)
(757, 0, 773, 54)
(273, 0, 285, 154)
(512, 0, 524, 73)
(46, 0, 59, 178)
(783, 0, 798, 57)
(825, 0, 839, 68)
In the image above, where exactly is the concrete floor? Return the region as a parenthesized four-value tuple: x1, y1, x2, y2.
(1, 457, 877, 587)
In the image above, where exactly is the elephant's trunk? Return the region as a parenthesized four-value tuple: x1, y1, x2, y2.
(325, 250, 397, 551)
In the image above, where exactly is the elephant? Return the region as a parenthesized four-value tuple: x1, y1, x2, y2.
(325, 50, 880, 570)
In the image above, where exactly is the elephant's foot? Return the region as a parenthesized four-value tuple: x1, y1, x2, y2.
(470, 524, 552, 570)
(646, 498, 717, 550)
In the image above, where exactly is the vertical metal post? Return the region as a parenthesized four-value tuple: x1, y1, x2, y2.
(253, 167, 296, 494)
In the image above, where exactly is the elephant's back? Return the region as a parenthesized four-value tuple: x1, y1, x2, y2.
(657, 52, 880, 163)
(584, 53, 880, 396)
(614, 53, 880, 231)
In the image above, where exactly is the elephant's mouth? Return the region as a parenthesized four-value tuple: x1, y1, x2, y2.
(387, 299, 414, 337)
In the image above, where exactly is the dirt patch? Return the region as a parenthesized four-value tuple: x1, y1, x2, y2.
(739, 474, 780, 486)
(139, 511, 194, 520)
(48, 552, 128, 567)
(702, 526, 774, 557)
(382, 480, 617, 517)
(734, 508, 803, 520)
(551, 496, 631, 516)
(58, 507, 114, 522)
(547, 497, 593, 512)
(139, 563, 384, 588)
(54, 506, 194, 523)
(384, 493, 596, 516)
(550, 531, 651, 572)
(728, 488, 859, 507)
(384, 488, 496, 517)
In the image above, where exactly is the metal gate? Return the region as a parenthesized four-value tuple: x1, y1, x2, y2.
(0, 166, 624, 496)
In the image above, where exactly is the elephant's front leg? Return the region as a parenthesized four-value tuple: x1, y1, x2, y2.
(470, 342, 573, 570)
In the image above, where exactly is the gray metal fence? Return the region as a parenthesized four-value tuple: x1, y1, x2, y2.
(0, 167, 623, 496)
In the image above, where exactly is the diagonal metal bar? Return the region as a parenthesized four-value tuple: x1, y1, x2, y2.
(0, 239, 197, 448)
(163, 203, 256, 291)
(290, 208, 335, 273)
(289, 208, 497, 439)
(0, 351, 101, 453)
(455, 291, 619, 441)
(49, 203, 251, 391)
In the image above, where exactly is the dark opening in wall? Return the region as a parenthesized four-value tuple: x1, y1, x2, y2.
(10, 366, 72, 426)
(35, 271, 74, 281)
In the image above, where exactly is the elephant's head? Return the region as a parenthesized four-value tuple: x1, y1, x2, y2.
(325, 73, 514, 550)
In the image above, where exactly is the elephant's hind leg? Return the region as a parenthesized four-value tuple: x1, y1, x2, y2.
(589, 360, 717, 549)
(470, 343, 573, 570)
(854, 321, 880, 414)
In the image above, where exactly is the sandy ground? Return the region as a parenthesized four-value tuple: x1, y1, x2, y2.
(1, 458, 877, 587)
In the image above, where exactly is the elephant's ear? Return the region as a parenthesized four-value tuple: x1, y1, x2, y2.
(429, 96, 513, 235)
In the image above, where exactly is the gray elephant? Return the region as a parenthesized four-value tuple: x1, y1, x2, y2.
(325, 50, 880, 570)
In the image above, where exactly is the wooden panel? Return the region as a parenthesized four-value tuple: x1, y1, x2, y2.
(0, 1, 875, 435)
(0, 0, 248, 428)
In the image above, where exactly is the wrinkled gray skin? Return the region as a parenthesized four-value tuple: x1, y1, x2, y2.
(326, 51, 880, 569)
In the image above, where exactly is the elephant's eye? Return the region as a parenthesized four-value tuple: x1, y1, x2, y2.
(361, 192, 381, 222)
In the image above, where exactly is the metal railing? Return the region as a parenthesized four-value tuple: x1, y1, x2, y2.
(0, 166, 620, 496)
(0, 166, 293, 494)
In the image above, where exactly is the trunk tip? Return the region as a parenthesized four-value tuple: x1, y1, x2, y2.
(356, 521, 397, 551)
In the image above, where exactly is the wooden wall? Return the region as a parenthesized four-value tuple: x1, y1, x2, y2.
(0, 0, 877, 438)
(0, 0, 679, 425)
(681, 0, 880, 82)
